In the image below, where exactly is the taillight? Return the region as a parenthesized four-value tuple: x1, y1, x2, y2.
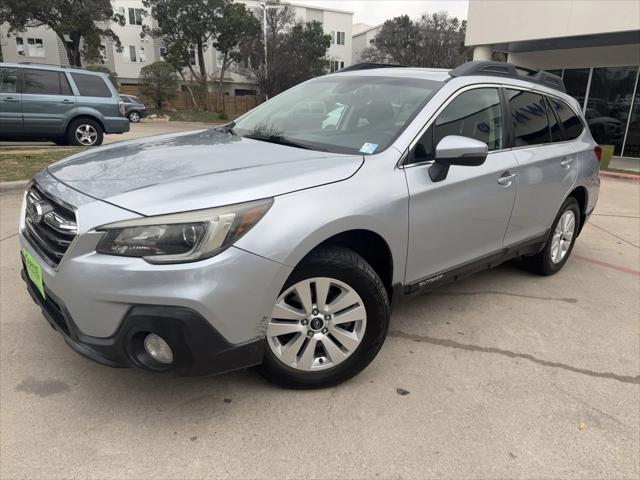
(118, 100, 126, 117)
(594, 145, 603, 162)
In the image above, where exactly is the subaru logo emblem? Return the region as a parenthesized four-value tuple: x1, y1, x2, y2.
(27, 201, 45, 224)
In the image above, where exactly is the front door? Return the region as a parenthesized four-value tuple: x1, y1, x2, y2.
(21, 68, 76, 135)
(404, 87, 518, 286)
(0, 66, 22, 133)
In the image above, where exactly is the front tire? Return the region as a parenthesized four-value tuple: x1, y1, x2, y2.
(66, 118, 103, 146)
(523, 197, 580, 275)
(258, 246, 390, 388)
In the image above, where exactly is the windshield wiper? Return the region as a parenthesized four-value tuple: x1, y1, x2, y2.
(243, 134, 324, 151)
(216, 121, 237, 135)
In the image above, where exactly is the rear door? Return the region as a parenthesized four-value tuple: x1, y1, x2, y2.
(21, 68, 76, 135)
(0, 66, 22, 133)
(503, 89, 579, 245)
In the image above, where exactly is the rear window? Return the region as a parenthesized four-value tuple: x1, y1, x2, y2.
(71, 73, 112, 97)
(23, 69, 66, 95)
(547, 97, 584, 140)
(507, 89, 551, 147)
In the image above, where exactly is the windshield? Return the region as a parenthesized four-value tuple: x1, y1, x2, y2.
(233, 75, 442, 155)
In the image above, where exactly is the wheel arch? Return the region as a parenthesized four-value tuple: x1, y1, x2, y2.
(567, 185, 588, 234)
(300, 229, 395, 301)
(65, 114, 105, 134)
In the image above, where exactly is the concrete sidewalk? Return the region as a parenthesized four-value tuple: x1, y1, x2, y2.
(0, 178, 638, 479)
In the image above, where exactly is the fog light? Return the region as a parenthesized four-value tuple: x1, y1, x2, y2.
(143, 334, 173, 364)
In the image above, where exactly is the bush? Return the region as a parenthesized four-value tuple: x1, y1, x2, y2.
(85, 64, 119, 89)
(139, 61, 179, 109)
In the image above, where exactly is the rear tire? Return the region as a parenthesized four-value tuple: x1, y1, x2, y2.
(258, 246, 390, 389)
(66, 118, 103, 146)
(522, 197, 580, 275)
(128, 111, 141, 123)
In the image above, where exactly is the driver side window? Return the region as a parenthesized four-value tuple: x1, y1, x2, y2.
(411, 88, 504, 163)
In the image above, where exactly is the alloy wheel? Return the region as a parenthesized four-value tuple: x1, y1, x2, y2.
(267, 277, 367, 371)
(129, 112, 140, 122)
(75, 124, 98, 146)
(550, 210, 576, 263)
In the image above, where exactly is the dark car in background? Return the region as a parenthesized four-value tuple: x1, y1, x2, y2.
(119, 94, 147, 123)
(0, 63, 129, 146)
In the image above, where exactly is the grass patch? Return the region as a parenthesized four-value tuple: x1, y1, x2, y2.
(0, 147, 84, 182)
(149, 110, 233, 123)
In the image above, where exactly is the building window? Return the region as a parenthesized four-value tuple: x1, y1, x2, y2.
(139, 46, 146, 62)
(369, 38, 375, 45)
(587, 66, 639, 156)
(189, 48, 196, 65)
(16, 37, 44, 57)
(340, 61, 344, 69)
(562, 68, 590, 109)
(216, 52, 224, 68)
(129, 45, 137, 62)
(330, 60, 340, 73)
(336, 32, 346, 45)
(241, 57, 251, 69)
(159, 47, 167, 58)
(128, 8, 143, 25)
(98, 44, 108, 63)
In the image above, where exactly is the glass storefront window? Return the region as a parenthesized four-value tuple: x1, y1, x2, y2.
(623, 89, 640, 158)
(563, 68, 590, 108)
(586, 66, 638, 155)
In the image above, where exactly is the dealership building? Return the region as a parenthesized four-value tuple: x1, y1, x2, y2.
(466, 0, 640, 168)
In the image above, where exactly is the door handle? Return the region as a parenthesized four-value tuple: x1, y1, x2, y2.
(60, 99, 73, 104)
(560, 157, 574, 168)
(497, 172, 517, 187)
(2, 97, 19, 103)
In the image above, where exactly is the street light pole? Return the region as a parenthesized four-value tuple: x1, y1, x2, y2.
(259, 1, 280, 100)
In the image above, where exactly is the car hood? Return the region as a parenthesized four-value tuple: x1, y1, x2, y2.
(48, 129, 363, 216)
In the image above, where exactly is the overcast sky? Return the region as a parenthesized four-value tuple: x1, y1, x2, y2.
(293, 0, 469, 25)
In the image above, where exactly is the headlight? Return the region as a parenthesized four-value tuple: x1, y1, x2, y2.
(96, 198, 273, 263)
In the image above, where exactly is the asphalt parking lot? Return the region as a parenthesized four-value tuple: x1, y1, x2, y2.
(0, 177, 638, 479)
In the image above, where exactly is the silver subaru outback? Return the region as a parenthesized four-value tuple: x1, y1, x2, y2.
(20, 62, 600, 388)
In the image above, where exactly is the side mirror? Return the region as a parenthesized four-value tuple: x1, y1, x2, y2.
(428, 135, 488, 182)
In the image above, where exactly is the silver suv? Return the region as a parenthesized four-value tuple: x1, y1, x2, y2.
(20, 62, 600, 388)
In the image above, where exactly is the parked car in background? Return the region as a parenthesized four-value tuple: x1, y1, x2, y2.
(0, 63, 129, 146)
(119, 94, 147, 123)
(19, 62, 600, 388)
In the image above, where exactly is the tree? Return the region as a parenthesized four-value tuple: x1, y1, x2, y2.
(212, 2, 260, 112)
(361, 12, 471, 68)
(0, 0, 124, 67)
(139, 61, 178, 109)
(85, 64, 119, 89)
(143, 0, 226, 111)
(234, 4, 330, 99)
(161, 40, 200, 111)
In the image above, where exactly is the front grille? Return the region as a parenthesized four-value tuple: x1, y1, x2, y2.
(23, 187, 77, 267)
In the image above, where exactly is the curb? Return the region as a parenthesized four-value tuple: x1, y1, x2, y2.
(600, 171, 640, 182)
(0, 180, 28, 194)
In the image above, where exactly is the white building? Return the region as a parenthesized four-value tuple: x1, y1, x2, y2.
(0, 0, 353, 95)
(465, 0, 640, 163)
(351, 24, 382, 64)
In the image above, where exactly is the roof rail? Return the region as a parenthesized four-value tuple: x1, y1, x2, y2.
(18, 62, 88, 70)
(449, 61, 566, 93)
(339, 62, 407, 72)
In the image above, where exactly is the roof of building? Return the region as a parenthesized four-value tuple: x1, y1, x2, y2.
(353, 24, 383, 38)
(284, 1, 353, 15)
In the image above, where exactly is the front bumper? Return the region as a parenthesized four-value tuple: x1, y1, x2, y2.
(22, 268, 264, 375)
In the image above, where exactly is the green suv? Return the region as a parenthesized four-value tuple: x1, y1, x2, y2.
(0, 63, 129, 146)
